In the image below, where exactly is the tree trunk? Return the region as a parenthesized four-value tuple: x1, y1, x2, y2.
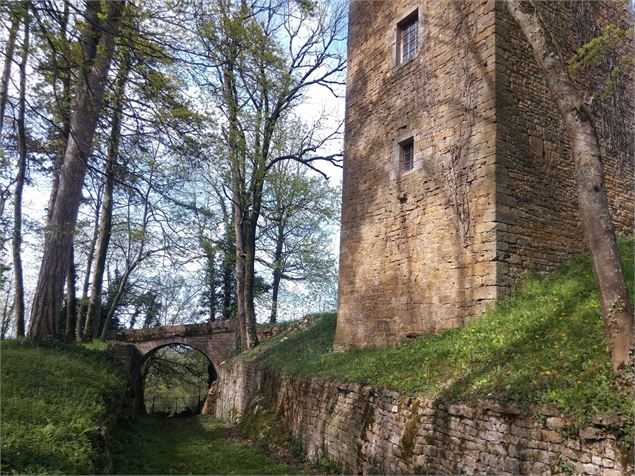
(84, 137, 116, 340)
(221, 217, 234, 320)
(83, 55, 129, 341)
(12, 11, 29, 337)
(0, 9, 19, 135)
(506, 0, 634, 370)
(234, 209, 247, 348)
(64, 245, 77, 341)
(238, 216, 258, 349)
(222, 31, 259, 348)
(224, 50, 250, 347)
(206, 249, 217, 321)
(269, 223, 284, 324)
(76, 189, 102, 340)
(100, 266, 132, 340)
(29, 1, 125, 341)
(1, 284, 13, 339)
(47, 0, 72, 224)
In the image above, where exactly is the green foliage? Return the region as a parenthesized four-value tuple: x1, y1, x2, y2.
(79, 339, 112, 351)
(110, 415, 300, 474)
(567, 24, 633, 97)
(240, 238, 635, 433)
(310, 455, 344, 474)
(0, 340, 126, 474)
(143, 345, 210, 412)
(261, 159, 340, 289)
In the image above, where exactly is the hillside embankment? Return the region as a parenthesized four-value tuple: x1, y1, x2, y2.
(211, 238, 635, 475)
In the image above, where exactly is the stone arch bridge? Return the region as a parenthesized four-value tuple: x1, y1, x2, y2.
(109, 320, 238, 412)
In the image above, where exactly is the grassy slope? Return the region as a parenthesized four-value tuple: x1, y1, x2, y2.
(0, 341, 126, 474)
(110, 415, 300, 475)
(241, 237, 634, 427)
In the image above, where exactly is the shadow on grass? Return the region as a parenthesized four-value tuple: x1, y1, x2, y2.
(109, 415, 301, 475)
(243, 238, 634, 425)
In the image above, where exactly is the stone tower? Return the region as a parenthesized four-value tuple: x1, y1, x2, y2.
(334, 0, 634, 350)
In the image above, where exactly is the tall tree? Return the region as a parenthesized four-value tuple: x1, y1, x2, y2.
(64, 245, 77, 341)
(83, 51, 131, 341)
(12, 6, 29, 337)
(76, 185, 102, 337)
(0, 264, 13, 339)
(199, 239, 219, 321)
(259, 161, 339, 323)
(200, 0, 345, 348)
(506, 0, 633, 370)
(29, 1, 126, 340)
(0, 5, 20, 136)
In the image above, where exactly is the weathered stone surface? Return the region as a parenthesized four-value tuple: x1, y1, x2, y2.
(545, 417, 565, 430)
(111, 320, 239, 412)
(112, 319, 238, 368)
(581, 427, 604, 441)
(214, 360, 632, 475)
(334, 0, 634, 350)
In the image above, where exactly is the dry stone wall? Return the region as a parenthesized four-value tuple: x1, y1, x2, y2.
(213, 361, 631, 475)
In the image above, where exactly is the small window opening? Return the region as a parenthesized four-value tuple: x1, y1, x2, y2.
(398, 11, 418, 64)
(400, 139, 414, 173)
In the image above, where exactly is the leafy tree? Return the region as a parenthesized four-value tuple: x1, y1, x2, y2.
(79, 1, 203, 340)
(259, 160, 339, 323)
(12, 3, 29, 337)
(29, 0, 125, 340)
(0, 4, 20, 136)
(82, 50, 132, 341)
(198, 0, 345, 348)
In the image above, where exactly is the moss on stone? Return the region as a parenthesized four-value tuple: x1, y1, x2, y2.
(401, 399, 421, 459)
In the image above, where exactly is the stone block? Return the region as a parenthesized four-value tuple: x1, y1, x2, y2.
(545, 417, 565, 430)
(580, 427, 602, 440)
(601, 469, 623, 476)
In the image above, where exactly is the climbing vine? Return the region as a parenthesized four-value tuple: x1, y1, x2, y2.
(442, 1, 478, 249)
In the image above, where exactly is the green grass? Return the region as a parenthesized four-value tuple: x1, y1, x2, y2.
(0, 340, 126, 475)
(79, 339, 113, 352)
(240, 237, 635, 428)
(110, 415, 302, 475)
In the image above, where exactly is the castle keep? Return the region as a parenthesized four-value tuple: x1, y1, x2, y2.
(334, 0, 633, 350)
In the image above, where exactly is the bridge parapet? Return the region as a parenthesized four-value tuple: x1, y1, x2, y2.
(111, 319, 238, 369)
(111, 319, 237, 343)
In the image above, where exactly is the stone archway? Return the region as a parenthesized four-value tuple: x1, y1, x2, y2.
(140, 343, 216, 415)
(110, 320, 238, 412)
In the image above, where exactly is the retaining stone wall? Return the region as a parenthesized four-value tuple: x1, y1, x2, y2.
(213, 361, 631, 475)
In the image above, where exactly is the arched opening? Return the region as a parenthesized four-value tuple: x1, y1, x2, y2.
(140, 343, 216, 417)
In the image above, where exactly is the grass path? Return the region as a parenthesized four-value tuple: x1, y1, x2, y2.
(109, 415, 302, 475)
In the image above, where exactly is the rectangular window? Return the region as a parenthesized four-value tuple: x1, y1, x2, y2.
(400, 139, 414, 173)
(399, 12, 418, 64)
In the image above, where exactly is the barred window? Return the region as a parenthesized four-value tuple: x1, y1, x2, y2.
(400, 138, 414, 173)
(399, 12, 418, 64)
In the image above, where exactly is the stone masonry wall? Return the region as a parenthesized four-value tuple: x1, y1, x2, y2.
(494, 1, 634, 293)
(335, 0, 500, 349)
(336, 0, 634, 348)
(112, 320, 238, 369)
(214, 360, 631, 475)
